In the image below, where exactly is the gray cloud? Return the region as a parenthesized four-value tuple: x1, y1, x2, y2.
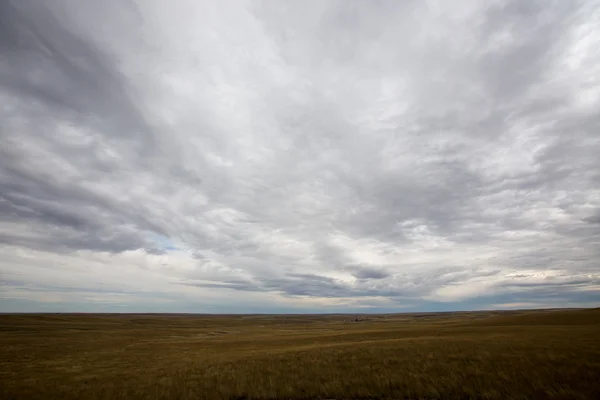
(1, 0, 599, 312)
(583, 211, 600, 224)
(348, 267, 390, 281)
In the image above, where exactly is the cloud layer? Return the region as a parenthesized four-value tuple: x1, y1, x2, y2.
(1, 0, 599, 313)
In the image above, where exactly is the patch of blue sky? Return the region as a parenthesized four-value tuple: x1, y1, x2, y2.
(149, 234, 180, 252)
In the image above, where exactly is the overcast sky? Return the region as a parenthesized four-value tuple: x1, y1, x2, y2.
(1, 0, 599, 313)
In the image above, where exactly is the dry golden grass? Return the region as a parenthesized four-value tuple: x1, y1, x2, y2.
(1, 308, 599, 399)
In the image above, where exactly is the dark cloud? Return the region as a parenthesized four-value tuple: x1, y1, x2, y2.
(583, 211, 600, 224)
(346, 266, 390, 280)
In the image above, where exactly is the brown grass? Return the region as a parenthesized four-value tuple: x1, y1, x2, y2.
(1, 308, 599, 399)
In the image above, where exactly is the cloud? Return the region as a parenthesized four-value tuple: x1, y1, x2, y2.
(1, 0, 599, 313)
(583, 210, 600, 224)
(347, 266, 390, 280)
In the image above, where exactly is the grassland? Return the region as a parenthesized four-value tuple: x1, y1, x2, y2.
(1, 308, 599, 399)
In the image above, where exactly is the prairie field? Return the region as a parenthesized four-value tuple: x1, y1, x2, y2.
(1, 308, 599, 400)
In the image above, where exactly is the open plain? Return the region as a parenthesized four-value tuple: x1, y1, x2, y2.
(1, 308, 599, 400)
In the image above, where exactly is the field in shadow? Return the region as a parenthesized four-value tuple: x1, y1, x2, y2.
(1, 308, 599, 399)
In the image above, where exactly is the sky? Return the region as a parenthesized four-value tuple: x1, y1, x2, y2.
(1, 0, 599, 313)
